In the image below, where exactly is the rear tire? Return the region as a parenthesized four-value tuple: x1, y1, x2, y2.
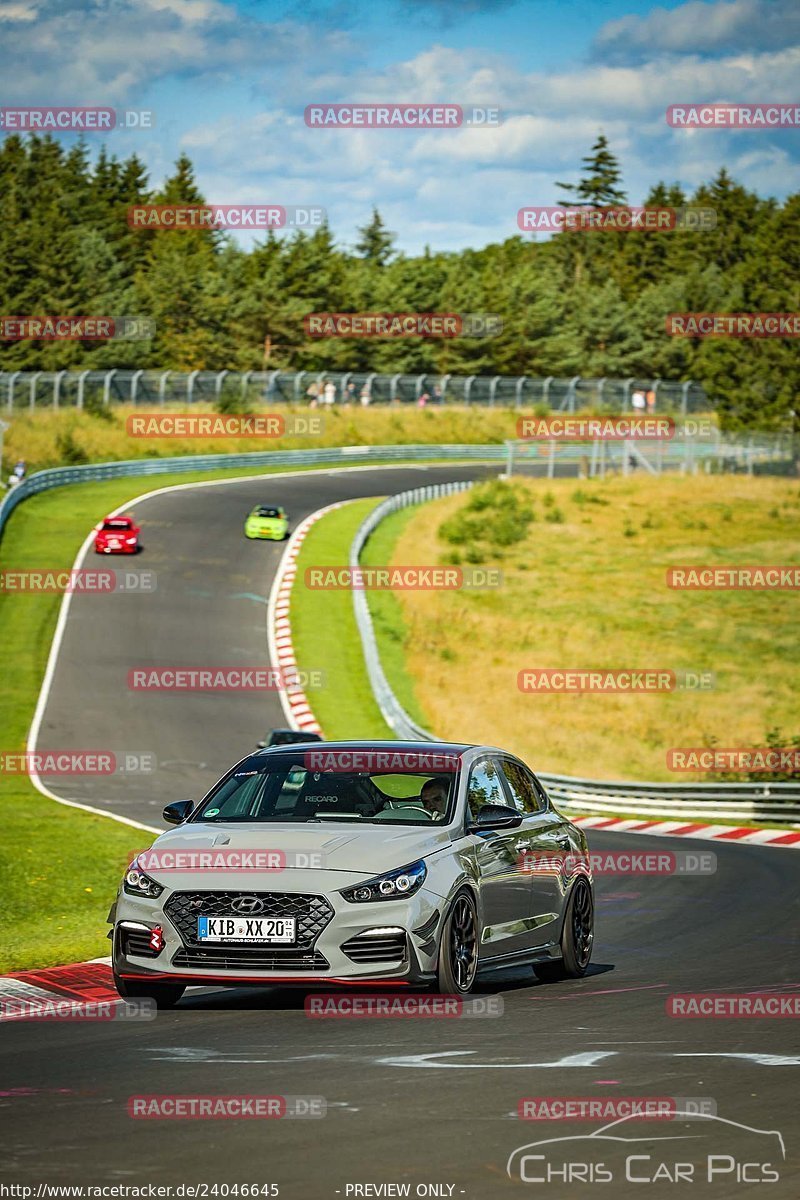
(114, 973, 185, 1008)
(434, 891, 478, 995)
(534, 877, 593, 982)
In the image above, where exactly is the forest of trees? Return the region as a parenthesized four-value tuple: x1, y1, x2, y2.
(0, 133, 797, 430)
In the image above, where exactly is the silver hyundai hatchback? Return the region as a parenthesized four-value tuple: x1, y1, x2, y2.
(111, 740, 594, 1006)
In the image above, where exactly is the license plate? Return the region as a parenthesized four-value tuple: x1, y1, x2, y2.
(109, 540, 121, 548)
(197, 916, 296, 943)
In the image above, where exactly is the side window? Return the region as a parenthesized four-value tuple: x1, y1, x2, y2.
(467, 758, 505, 820)
(530, 772, 550, 810)
(499, 759, 540, 814)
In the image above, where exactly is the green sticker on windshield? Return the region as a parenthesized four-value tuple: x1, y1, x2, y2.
(205, 807, 220, 817)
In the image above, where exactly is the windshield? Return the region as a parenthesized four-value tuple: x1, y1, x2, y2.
(193, 762, 456, 825)
(102, 519, 131, 530)
(255, 507, 281, 518)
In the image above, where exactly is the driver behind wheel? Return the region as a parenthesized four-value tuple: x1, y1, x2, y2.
(419, 777, 448, 820)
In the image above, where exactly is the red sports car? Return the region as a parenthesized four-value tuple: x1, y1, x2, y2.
(94, 514, 140, 554)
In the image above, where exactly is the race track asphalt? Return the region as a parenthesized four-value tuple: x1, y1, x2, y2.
(3, 462, 798, 1197)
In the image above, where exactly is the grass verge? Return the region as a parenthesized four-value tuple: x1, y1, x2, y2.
(290, 499, 394, 740)
(5, 404, 528, 476)
(385, 474, 800, 783)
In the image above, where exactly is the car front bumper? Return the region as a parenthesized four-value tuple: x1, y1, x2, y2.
(112, 881, 444, 987)
(95, 542, 138, 554)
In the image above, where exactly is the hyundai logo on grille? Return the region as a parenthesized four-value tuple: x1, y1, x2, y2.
(231, 895, 266, 915)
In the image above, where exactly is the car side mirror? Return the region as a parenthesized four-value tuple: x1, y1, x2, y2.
(163, 800, 194, 825)
(256, 739, 267, 749)
(467, 803, 523, 833)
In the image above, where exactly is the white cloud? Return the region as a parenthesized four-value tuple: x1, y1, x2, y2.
(0, 2, 37, 20)
(592, 0, 800, 62)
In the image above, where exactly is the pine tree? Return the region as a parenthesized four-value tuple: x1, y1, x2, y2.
(355, 208, 395, 266)
(556, 134, 627, 207)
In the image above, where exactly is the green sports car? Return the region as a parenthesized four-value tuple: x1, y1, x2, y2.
(244, 504, 289, 540)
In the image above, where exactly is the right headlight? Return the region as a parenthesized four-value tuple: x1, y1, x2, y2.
(123, 858, 164, 899)
(340, 860, 427, 903)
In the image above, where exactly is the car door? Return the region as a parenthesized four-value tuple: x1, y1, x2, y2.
(466, 756, 542, 960)
(496, 758, 568, 947)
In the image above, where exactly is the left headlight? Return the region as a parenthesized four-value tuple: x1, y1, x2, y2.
(123, 858, 164, 899)
(340, 860, 427, 903)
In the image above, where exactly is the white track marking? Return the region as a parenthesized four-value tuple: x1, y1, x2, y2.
(375, 1050, 617, 1069)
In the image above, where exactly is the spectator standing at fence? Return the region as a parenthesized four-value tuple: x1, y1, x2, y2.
(631, 389, 646, 412)
(323, 380, 336, 406)
(360, 384, 371, 407)
(646, 389, 656, 412)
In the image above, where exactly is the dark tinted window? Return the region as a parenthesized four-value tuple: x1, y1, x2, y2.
(499, 759, 541, 814)
(530, 773, 550, 810)
(192, 760, 454, 825)
(466, 758, 505, 819)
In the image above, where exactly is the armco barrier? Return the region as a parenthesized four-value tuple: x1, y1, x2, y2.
(349, 485, 800, 818)
(2, 432, 793, 546)
(0, 444, 506, 546)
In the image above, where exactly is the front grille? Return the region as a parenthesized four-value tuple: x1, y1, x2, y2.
(164, 891, 335, 956)
(172, 946, 329, 971)
(341, 930, 408, 964)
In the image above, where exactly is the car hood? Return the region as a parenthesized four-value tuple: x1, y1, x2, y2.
(144, 821, 452, 879)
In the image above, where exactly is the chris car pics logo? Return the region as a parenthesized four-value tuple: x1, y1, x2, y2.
(507, 1112, 784, 1185)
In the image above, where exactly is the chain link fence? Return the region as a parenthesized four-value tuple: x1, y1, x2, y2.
(0, 369, 708, 413)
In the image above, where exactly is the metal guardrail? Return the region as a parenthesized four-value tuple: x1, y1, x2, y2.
(0, 444, 506, 546)
(0, 369, 710, 413)
(3, 427, 794, 547)
(350, 481, 475, 738)
(350, 485, 800, 819)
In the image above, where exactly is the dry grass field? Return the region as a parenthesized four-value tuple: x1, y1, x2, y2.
(384, 474, 800, 780)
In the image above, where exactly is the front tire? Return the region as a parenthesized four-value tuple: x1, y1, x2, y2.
(534, 877, 593, 982)
(114, 973, 185, 1008)
(434, 890, 478, 994)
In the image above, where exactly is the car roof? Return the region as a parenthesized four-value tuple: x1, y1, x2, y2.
(254, 738, 483, 757)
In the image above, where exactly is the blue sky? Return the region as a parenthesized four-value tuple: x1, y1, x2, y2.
(1, 0, 799, 252)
